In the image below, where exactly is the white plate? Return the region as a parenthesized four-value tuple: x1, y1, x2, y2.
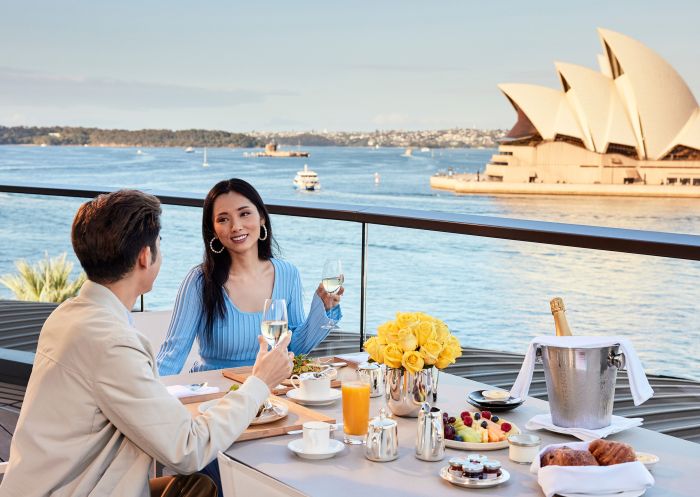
(559, 490, 645, 497)
(444, 422, 520, 451)
(198, 398, 288, 425)
(286, 388, 341, 406)
(288, 438, 345, 460)
(439, 466, 510, 488)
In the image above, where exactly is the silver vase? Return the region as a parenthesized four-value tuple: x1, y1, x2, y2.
(385, 367, 435, 417)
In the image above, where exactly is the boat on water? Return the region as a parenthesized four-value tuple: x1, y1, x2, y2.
(184, 147, 194, 153)
(293, 164, 320, 191)
(402, 147, 413, 157)
(256, 142, 309, 158)
(420, 147, 430, 153)
(202, 147, 209, 167)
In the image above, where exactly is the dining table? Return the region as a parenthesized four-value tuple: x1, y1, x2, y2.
(161, 363, 700, 497)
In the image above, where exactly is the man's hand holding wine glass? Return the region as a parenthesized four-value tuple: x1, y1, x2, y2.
(251, 331, 294, 391)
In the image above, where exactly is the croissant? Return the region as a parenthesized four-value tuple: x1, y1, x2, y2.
(541, 447, 599, 467)
(588, 439, 636, 466)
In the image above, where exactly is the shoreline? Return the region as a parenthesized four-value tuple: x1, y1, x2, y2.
(430, 175, 700, 198)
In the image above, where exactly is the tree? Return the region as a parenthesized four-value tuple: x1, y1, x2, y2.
(0, 253, 86, 303)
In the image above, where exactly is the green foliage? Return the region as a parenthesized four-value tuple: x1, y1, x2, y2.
(0, 125, 261, 148)
(0, 253, 86, 303)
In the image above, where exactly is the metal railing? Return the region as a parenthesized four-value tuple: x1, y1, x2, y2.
(2, 180, 700, 346)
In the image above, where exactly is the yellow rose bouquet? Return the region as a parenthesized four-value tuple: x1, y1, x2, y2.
(363, 312, 462, 373)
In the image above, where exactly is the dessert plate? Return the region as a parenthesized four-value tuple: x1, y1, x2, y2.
(445, 420, 520, 451)
(288, 438, 344, 460)
(286, 388, 341, 406)
(439, 466, 510, 488)
(467, 390, 524, 412)
(198, 397, 289, 425)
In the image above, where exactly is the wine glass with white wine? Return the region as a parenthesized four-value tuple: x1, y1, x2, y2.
(260, 298, 288, 414)
(261, 298, 288, 348)
(321, 259, 344, 335)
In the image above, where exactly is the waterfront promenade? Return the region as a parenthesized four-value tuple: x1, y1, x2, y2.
(431, 175, 700, 198)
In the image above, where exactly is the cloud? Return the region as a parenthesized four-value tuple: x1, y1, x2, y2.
(0, 66, 295, 110)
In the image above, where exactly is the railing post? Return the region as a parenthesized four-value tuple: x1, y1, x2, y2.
(360, 222, 368, 350)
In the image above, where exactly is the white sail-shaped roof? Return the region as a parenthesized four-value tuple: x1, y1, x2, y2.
(555, 62, 637, 153)
(598, 28, 698, 160)
(668, 108, 700, 154)
(498, 83, 583, 141)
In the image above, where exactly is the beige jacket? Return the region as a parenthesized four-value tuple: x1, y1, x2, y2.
(0, 281, 269, 497)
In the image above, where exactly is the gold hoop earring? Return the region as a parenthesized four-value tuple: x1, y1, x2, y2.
(259, 224, 268, 241)
(209, 236, 225, 254)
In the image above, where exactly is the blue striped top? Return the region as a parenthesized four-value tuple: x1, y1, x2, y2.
(156, 258, 342, 375)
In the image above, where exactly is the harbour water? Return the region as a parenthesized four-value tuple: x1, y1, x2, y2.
(0, 145, 698, 380)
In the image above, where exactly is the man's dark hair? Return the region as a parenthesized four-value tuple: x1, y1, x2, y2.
(71, 190, 162, 284)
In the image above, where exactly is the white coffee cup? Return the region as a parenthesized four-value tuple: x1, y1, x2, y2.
(290, 372, 331, 400)
(303, 421, 330, 453)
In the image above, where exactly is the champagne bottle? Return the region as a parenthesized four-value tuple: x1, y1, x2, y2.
(550, 297, 573, 336)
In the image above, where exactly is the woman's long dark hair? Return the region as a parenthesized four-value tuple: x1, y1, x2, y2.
(201, 178, 278, 338)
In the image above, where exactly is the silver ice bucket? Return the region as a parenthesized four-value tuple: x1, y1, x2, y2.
(537, 344, 626, 429)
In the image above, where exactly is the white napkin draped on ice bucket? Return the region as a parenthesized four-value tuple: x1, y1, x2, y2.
(530, 441, 654, 497)
(510, 336, 654, 406)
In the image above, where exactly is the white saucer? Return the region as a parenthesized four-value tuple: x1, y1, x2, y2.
(286, 388, 341, 406)
(559, 490, 645, 497)
(287, 438, 344, 460)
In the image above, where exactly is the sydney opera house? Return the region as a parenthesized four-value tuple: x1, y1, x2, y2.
(484, 28, 700, 187)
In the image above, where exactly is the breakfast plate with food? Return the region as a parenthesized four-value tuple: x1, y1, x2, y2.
(443, 410, 519, 450)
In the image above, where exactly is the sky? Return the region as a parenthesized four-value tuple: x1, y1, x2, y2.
(1, 0, 699, 132)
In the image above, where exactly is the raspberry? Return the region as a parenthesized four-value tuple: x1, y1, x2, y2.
(464, 417, 473, 427)
(501, 422, 512, 432)
(481, 411, 492, 420)
(460, 411, 471, 419)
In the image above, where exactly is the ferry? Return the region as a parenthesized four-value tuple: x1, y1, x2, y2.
(256, 142, 309, 158)
(293, 164, 320, 191)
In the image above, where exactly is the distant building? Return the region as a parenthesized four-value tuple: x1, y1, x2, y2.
(485, 28, 700, 186)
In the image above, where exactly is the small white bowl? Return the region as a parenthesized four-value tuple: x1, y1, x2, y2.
(482, 389, 510, 401)
(636, 452, 659, 471)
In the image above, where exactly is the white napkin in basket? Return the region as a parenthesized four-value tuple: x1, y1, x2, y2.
(167, 385, 220, 399)
(510, 336, 653, 406)
(526, 413, 643, 441)
(530, 441, 654, 497)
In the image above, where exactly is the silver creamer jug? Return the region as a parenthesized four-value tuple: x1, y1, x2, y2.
(364, 408, 399, 462)
(415, 402, 445, 461)
(357, 362, 384, 398)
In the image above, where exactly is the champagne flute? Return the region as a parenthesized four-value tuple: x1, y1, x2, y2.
(261, 298, 288, 348)
(321, 259, 343, 334)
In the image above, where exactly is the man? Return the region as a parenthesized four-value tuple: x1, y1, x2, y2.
(0, 190, 293, 497)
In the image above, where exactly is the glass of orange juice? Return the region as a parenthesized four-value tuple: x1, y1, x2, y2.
(341, 380, 371, 444)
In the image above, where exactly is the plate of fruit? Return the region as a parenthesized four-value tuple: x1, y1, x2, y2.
(443, 410, 519, 450)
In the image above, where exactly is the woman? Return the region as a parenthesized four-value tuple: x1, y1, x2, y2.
(157, 178, 343, 375)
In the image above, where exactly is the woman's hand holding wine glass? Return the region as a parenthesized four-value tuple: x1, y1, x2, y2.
(319, 259, 344, 332)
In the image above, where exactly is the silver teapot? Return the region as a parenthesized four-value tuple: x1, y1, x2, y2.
(415, 402, 445, 461)
(364, 408, 399, 462)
